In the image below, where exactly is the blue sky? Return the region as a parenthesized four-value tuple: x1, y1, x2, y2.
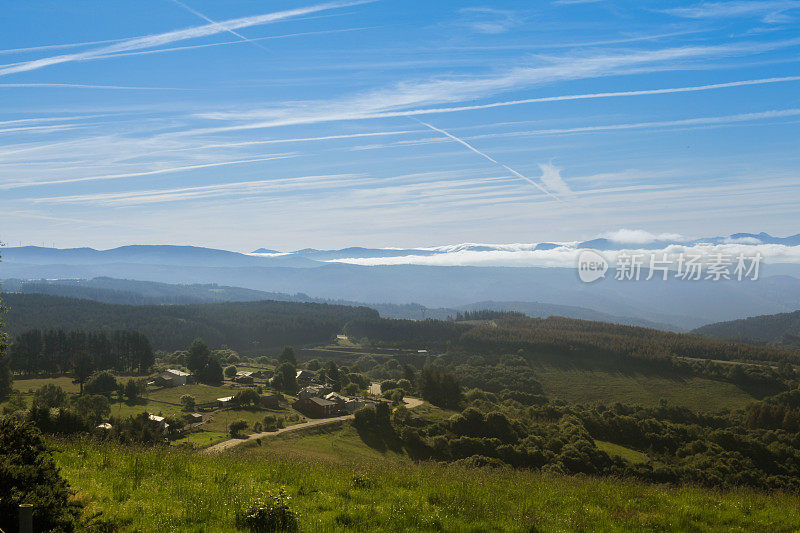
(0, 0, 799, 251)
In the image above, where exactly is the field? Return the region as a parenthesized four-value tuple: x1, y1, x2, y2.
(529, 362, 761, 412)
(51, 437, 800, 532)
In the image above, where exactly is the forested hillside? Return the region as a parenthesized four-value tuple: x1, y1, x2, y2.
(1, 293, 377, 353)
(693, 310, 800, 349)
(347, 314, 798, 364)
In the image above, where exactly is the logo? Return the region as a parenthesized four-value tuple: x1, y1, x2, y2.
(577, 249, 608, 283)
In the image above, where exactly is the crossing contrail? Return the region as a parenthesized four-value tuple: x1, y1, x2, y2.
(167, 0, 271, 52)
(413, 119, 562, 201)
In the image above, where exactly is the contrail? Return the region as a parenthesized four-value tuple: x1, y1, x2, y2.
(167, 0, 271, 53)
(414, 119, 562, 201)
(0, 0, 373, 77)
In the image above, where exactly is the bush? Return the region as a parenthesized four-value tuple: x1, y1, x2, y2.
(236, 488, 298, 532)
(0, 417, 82, 532)
(225, 365, 238, 379)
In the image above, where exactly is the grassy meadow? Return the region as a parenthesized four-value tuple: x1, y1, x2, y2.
(52, 436, 800, 532)
(530, 361, 761, 412)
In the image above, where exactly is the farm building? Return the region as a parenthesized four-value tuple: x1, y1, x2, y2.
(155, 369, 193, 387)
(293, 397, 339, 418)
(252, 369, 274, 379)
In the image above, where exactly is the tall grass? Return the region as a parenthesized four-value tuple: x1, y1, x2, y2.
(51, 437, 800, 532)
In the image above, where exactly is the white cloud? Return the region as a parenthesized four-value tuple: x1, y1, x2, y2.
(600, 229, 684, 244)
(538, 162, 573, 197)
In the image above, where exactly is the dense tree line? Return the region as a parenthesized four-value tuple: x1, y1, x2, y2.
(8, 328, 154, 375)
(362, 387, 800, 491)
(344, 318, 469, 348)
(2, 293, 378, 353)
(0, 296, 10, 402)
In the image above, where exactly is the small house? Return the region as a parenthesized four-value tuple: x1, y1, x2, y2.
(296, 370, 315, 384)
(148, 414, 170, 436)
(324, 392, 349, 406)
(156, 369, 193, 387)
(234, 371, 254, 384)
(298, 385, 331, 399)
(260, 393, 283, 409)
(293, 397, 339, 418)
(217, 396, 234, 408)
(183, 412, 203, 424)
(253, 369, 274, 380)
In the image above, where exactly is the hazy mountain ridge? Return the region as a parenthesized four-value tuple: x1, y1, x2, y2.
(0, 277, 679, 330)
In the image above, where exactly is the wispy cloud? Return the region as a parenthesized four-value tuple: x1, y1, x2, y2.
(455, 7, 521, 34)
(0, 0, 373, 77)
(663, 1, 800, 22)
(185, 41, 800, 133)
(0, 83, 192, 90)
(538, 162, 573, 197)
(30, 174, 366, 205)
(1, 154, 297, 189)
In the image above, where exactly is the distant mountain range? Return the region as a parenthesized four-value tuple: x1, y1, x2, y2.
(251, 231, 800, 257)
(2, 233, 800, 330)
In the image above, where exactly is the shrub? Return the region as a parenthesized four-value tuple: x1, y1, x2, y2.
(236, 487, 298, 532)
(225, 365, 238, 379)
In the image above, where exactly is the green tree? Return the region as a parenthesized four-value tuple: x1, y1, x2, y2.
(279, 346, 297, 366)
(273, 362, 297, 392)
(71, 394, 110, 425)
(181, 394, 196, 412)
(187, 338, 212, 374)
(0, 418, 82, 532)
(234, 388, 261, 407)
(229, 419, 248, 438)
(32, 384, 67, 409)
(224, 365, 238, 379)
(84, 371, 118, 397)
(124, 379, 145, 401)
(71, 351, 94, 395)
